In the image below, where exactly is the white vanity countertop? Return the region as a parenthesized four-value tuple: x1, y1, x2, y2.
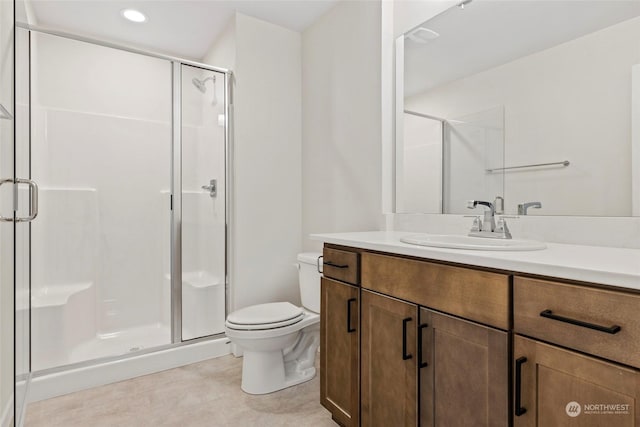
(310, 231, 640, 291)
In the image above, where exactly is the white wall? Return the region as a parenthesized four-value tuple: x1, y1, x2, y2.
(204, 14, 302, 311)
(302, 0, 383, 252)
(204, 5, 384, 309)
(203, 19, 236, 72)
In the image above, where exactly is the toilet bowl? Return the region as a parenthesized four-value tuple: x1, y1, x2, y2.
(225, 252, 322, 394)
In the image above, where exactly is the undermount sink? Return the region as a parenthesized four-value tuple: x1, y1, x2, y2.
(400, 234, 546, 251)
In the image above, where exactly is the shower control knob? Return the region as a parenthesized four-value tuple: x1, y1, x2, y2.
(202, 179, 217, 198)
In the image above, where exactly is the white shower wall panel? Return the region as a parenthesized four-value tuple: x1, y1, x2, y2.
(182, 123, 225, 274)
(31, 108, 171, 335)
(31, 31, 173, 347)
(33, 33, 171, 122)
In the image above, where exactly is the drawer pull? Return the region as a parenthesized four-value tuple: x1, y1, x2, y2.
(540, 309, 621, 334)
(346, 298, 357, 333)
(324, 261, 349, 269)
(417, 323, 429, 368)
(402, 317, 413, 360)
(515, 357, 527, 416)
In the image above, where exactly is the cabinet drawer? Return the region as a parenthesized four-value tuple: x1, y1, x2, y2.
(322, 247, 360, 285)
(361, 252, 510, 330)
(514, 277, 640, 368)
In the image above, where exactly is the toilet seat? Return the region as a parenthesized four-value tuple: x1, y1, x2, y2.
(226, 302, 304, 331)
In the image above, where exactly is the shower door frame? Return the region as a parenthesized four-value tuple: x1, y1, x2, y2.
(172, 64, 232, 343)
(15, 22, 233, 359)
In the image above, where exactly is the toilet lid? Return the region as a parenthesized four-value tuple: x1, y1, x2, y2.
(227, 302, 304, 328)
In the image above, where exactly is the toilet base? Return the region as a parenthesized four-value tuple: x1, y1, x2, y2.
(240, 350, 318, 395)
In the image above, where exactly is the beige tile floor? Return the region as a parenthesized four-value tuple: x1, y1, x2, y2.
(26, 354, 336, 427)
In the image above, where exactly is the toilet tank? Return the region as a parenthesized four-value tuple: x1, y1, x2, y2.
(297, 252, 322, 313)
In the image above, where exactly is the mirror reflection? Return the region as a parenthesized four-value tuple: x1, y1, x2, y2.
(397, 0, 640, 216)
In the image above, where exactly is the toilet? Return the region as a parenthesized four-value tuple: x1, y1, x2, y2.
(225, 252, 322, 394)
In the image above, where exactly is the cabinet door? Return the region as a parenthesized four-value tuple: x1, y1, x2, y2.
(420, 309, 508, 426)
(320, 278, 359, 427)
(361, 290, 418, 427)
(514, 335, 640, 427)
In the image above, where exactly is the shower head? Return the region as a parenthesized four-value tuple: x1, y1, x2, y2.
(192, 77, 207, 93)
(191, 75, 217, 105)
(192, 76, 215, 93)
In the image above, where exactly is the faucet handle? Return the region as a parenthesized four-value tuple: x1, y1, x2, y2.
(495, 217, 512, 239)
(494, 196, 504, 214)
(466, 215, 482, 232)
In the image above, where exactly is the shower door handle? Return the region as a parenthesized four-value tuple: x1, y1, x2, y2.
(0, 178, 39, 222)
(15, 178, 39, 222)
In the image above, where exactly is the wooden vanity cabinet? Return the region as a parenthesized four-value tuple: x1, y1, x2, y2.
(360, 290, 418, 427)
(419, 309, 509, 426)
(320, 245, 360, 427)
(513, 335, 640, 427)
(321, 244, 640, 426)
(320, 277, 359, 427)
(359, 252, 510, 427)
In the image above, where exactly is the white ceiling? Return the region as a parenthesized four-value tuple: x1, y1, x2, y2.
(26, 0, 339, 60)
(404, 0, 640, 97)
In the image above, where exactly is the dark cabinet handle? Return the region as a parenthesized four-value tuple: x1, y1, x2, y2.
(515, 357, 527, 416)
(540, 309, 621, 334)
(324, 261, 349, 269)
(417, 323, 429, 368)
(346, 298, 356, 333)
(402, 317, 413, 360)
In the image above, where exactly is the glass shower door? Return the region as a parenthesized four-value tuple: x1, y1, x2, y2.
(0, 0, 17, 422)
(27, 32, 173, 370)
(180, 64, 226, 340)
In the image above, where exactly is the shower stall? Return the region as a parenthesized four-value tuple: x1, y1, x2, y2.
(8, 24, 231, 416)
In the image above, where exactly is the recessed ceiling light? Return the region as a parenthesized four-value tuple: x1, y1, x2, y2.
(121, 9, 147, 23)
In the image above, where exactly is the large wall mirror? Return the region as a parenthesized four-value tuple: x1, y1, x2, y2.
(396, 0, 640, 216)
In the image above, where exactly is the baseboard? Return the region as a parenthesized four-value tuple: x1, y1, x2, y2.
(0, 394, 13, 427)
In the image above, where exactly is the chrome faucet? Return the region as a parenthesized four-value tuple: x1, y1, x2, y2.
(467, 199, 512, 239)
(467, 200, 496, 231)
(518, 201, 541, 215)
